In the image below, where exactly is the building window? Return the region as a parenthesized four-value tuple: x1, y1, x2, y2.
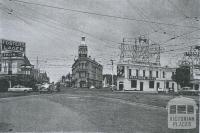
(149, 71, 152, 77)
(136, 69, 139, 77)
(163, 71, 165, 78)
(149, 81, 154, 88)
(129, 69, 132, 77)
(131, 80, 137, 88)
(166, 82, 169, 88)
(143, 70, 145, 77)
(79, 72, 86, 78)
(156, 71, 158, 78)
(172, 83, 174, 89)
(172, 72, 175, 77)
(195, 84, 199, 90)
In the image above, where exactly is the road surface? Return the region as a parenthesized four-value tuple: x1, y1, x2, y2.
(0, 93, 198, 133)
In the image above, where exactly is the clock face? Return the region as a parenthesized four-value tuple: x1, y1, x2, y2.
(79, 46, 88, 57)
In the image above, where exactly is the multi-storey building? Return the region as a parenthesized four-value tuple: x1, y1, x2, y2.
(117, 62, 177, 92)
(0, 39, 33, 76)
(117, 36, 178, 92)
(0, 39, 49, 91)
(72, 37, 103, 88)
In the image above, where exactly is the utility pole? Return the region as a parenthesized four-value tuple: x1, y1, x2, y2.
(110, 59, 115, 91)
(8, 55, 12, 88)
(36, 56, 39, 69)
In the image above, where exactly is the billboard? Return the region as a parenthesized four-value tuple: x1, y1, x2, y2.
(2, 52, 24, 58)
(1, 39, 25, 59)
(184, 49, 200, 57)
(117, 66, 125, 77)
(1, 39, 25, 52)
(192, 67, 200, 80)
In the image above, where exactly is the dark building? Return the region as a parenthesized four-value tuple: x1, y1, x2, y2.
(72, 37, 103, 88)
(0, 39, 49, 91)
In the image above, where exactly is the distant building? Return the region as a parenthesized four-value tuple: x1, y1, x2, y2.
(103, 77, 108, 87)
(102, 74, 117, 87)
(60, 73, 72, 87)
(72, 37, 103, 88)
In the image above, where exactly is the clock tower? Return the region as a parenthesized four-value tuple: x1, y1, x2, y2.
(78, 37, 88, 58)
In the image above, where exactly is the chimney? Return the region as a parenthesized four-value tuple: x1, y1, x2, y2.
(81, 36, 86, 45)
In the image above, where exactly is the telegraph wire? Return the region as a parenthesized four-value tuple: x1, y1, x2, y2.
(0, 4, 76, 69)
(8, 0, 200, 51)
(10, 0, 200, 29)
(2, 1, 198, 65)
(158, 28, 200, 47)
(167, 0, 189, 18)
(10, 1, 120, 48)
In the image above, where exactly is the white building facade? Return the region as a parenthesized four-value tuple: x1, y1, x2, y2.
(117, 62, 178, 92)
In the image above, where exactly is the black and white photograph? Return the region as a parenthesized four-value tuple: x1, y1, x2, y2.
(0, 0, 199, 132)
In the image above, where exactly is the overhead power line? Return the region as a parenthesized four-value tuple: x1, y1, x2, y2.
(167, 0, 189, 18)
(11, 0, 200, 29)
(9, 1, 120, 48)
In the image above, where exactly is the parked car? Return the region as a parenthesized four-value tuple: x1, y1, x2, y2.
(39, 83, 50, 93)
(157, 88, 165, 93)
(8, 85, 32, 92)
(89, 85, 95, 89)
(178, 86, 199, 96)
(109, 85, 117, 91)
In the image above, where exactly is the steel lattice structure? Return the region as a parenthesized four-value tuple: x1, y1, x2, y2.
(119, 35, 161, 66)
(179, 46, 200, 67)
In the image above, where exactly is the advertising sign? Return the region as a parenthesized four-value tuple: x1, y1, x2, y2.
(1, 39, 25, 52)
(129, 75, 156, 80)
(184, 49, 200, 57)
(2, 52, 23, 58)
(117, 66, 125, 77)
(192, 67, 200, 80)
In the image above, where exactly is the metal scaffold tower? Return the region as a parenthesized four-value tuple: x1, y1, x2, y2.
(119, 35, 161, 66)
(179, 46, 200, 67)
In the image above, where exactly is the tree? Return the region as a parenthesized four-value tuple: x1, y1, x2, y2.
(172, 66, 191, 88)
(0, 78, 9, 92)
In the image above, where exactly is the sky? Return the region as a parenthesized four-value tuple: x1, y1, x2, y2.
(0, 0, 199, 82)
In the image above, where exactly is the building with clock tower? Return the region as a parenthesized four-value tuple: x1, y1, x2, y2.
(72, 37, 103, 88)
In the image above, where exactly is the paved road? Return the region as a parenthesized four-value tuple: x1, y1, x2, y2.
(0, 94, 198, 133)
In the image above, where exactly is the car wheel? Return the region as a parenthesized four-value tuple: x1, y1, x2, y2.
(24, 90, 28, 93)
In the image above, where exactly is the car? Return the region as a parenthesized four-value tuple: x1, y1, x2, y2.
(157, 88, 165, 93)
(89, 85, 95, 89)
(178, 86, 199, 96)
(108, 85, 117, 91)
(8, 85, 32, 92)
(39, 83, 50, 93)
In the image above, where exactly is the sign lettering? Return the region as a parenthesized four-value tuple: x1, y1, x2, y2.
(129, 76, 156, 80)
(1, 39, 25, 52)
(2, 52, 23, 58)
